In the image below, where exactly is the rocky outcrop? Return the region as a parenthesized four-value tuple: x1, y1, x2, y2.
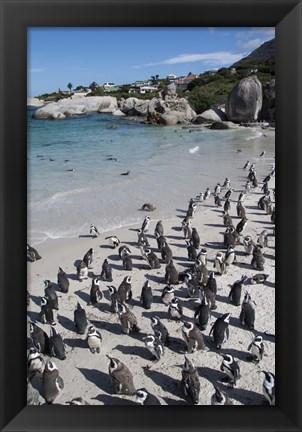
(119, 98, 149, 116)
(258, 79, 275, 122)
(27, 98, 44, 107)
(157, 82, 177, 100)
(195, 108, 227, 123)
(147, 97, 196, 125)
(32, 96, 118, 119)
(225, 76, 263, 123)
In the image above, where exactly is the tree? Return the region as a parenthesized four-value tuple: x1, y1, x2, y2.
(89, 81, 99, 91)
(67, 82, 73, 93)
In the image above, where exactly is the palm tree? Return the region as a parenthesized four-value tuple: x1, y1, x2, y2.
(67, 82, 73, 93)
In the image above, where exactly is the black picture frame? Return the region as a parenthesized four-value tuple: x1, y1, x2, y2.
(1, 0, 301, 431)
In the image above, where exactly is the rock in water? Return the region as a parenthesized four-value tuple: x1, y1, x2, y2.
(225, 76, 263, 123)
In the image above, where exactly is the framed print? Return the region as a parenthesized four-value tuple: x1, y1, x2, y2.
(1, 0, 301, 431)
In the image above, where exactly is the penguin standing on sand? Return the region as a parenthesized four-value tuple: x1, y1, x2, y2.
(49, 326, 66, 360)
(214, 195, 222, 207)
(160, 241, 173, 263)
(209, 313, 231, 349)
(154, 232, 166, 251)
(135, 388, 161, 405)
(258, 230, 269, 248)
(248, 335, 264, 363)
(154, 220, 164, 237)
(144, 248, 161, 269)
(136, 229, 150, 247)
(90, 224, 99, 238)
(182, 321, 206, 353)
(100, 258, 113, 282)
(223, 178, 230, 189)
(107, 355, 136, 395)
(39, 297, 56, 325)
(140, 280, 153, 309)
(117, 302, 140, 334)
(214, 252, 226, 275)
(236, 217, 248, 235)
(224, 246, 236, 266)
(105, 236, 120, 249)
(118, 276, 132, 303)
(57, 267, 69, 293)
(223, 211, 233, 227)
(87, 325, 102, 353)
(150, 316, 170, 346)
(204, 187, 211, 200)
(184, 272, 199, 298)
(29, 322, 50, 354)
(118, 245, 131, 259)
(207, 271, 217, 296)
(194, 296, 210, 330)
(191, 228, 200, 249)
(141, 215, 151, 233)
(182, 220, 192, 240)
(186, 240, 197, 261)
(236, 201, 246, 218)
(250, 273, 269, 284)
(74, 302, 89, 335)
(44, 280, 59, 310)
(168, 297, 183, 321)
(165, 260, 179, 285)
(239, 292, 256, 330)
(181, 357, 200, 405)
(42, 360, 64, 404)
(122, 253, 133, 271)
(211, 386, 233, 405)
(223, 198, 231, 213)
(89, 277, 103, 305)
(27, 347, 45, 375)
(220, 354, 240, 388)
(161, 285, 175, 305)
(262, 371, 275, 405)
(143, 335, 164, 361)
(251, 245, 265, 270)
(83, 248, 94, 269)
(243, 236, 255, 256)
(107, 285, 122, 313)
(228, 276, 247, 306)
(214, 183, 222, 195)
(77, 261, 88, 282)
(197, 248, 207, 266)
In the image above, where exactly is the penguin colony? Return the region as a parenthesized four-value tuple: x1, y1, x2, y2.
(27, 152, 275, 406)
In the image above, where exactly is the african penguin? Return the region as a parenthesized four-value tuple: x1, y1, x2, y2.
(117, 302, 140, 334)
(182, 321, 206, 353)
(83, 248, 94, 269)
(141, 215, 151, 233)
(164, 260, 179, 285)
(42, 360, 64, 404)
(74, 302, 89, 334)
(107, 355, 136, 395)
(181, 356, 200, 405)
(161, 285, 175, 305)
(251, 245, 265, 270)
(209, 313, 230, 349)
(77, 261, 88, 282)
(27, 347, 45, 375)
(29, 322, 50, 354)
(44, 280, 59, 310)
(49, 326, 66, 360)
(87, 325, 102, 353)
(220, 354, 241, 388)
(150, 316, 170, 346)
(143, 334, 164, 361)
(214, 252, 226, 275)
(118, 276, 132, 303)
(211, 386, 233, 405)
(100, 258, 113, 282)
(90, 224, 99, 238)
(27, 244, 41, 262)
(135, 388, 161, 405)
(228, 275, 247, 306)
(89, 276, 103, 305)
(144, 248, 161, 269)
(154, 220, 164, 237)
(39, 296, 56, 325)
(57, 267, 69, 293)
(262, 371, 275, 405)
(140, 280, 153, 309)
(239, 292, 256, 330)
(168, 297, 183, 321)
(248, 335, 264, 363)
(105, 236, 120, 249)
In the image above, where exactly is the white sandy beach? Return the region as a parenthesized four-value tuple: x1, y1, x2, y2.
(27, 139, 275, 405)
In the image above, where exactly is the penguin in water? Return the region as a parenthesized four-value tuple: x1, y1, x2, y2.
(144, 248, 161, 269)
(251, 245, 265, 270)
(83, 248, 94, 269)
(141, 215, 151, 233)
(143, 334, 164, 361)
(165, 260, 179, 285)
(100, 258, 113, 282)
(181, 356, 200, 405)
(135, 388, 161, 405)
(154, 220, 164, 237)
(49, 326, 66, 360)
(87, 325, 102, 353)
(118, 276, 132, 303)
(161, 285, 175, 305)
(248, 334, 264, 363)
(211, 386, 233, 405)
(77, 261, 88, 282)
(239, 292, 256, 330)
(228, 275, 247, 306)
(250, 273, 269, 284)
(194, 295, 210, 330)
(105, 236, 120, 249)
(57, 267, 69, 293)
(224, 246, 236, 266)
(220, 354, 241, 388)
(42, 360, 64, 404)
(29, 322, 50, 354)
(262, 371, 275, 405)
(39, 297, 56, 325)
(243, 235, 255, 256)
(27, 244, 42, 262)
(44, 280, 59, 310)
(74, 302, 89, 335)
(150, 316, 170, 346)
(209, 313, 231, 349)
(182, 321, 206, 353)
(140, 280, 153, 309)
(168, 297, 183, 321)
(27, 347, 45, 375)
(117, 302, 140, 334)
(89, 276, 103, 305)
(90, 224, 99, 238)
(107, 355, 136, 395)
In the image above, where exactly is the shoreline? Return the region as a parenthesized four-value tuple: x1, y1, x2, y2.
(27, 165, 275, 405)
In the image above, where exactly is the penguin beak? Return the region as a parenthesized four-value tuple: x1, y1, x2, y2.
(106, 354, 112, 360)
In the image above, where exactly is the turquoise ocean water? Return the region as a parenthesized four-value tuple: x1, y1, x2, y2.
(27, 107, 275, 245)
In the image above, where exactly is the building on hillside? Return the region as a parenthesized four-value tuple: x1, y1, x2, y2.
(167, 74, 178, 82)
(128, 80, 159, 94)
(103, 82, 120, 92)
(176, 74, 199, 90)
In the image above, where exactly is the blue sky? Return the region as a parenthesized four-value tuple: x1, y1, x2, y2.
(28, 27, 274, 97)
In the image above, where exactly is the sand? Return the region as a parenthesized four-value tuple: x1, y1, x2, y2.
(27, 134, 275, 406)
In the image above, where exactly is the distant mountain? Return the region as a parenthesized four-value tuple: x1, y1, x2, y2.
(232, 38, 275, 67)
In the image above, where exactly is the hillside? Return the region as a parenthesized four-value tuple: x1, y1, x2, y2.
(232, 38, 275, 66)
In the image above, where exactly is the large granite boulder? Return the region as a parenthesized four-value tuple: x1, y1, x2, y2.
(27, 98, 44, 107)
(195, 108, 227, 123)
(32, 96, 118, 119)
(258, 79, 275, 122)
(147, 97, 196, 124)
(120, 98, 149, 116)
(226, 76, 263, 123)
(158, 82, 177, 100)
(210, 121, 238, 130)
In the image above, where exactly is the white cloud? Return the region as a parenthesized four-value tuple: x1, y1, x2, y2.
(133, 51, 245, 69)
(236, 28, 275, 51)
(240, 38, 264, 51)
